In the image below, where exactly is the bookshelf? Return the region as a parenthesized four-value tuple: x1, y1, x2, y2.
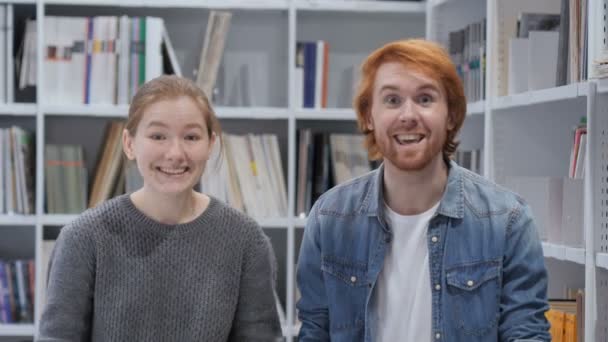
(428, 0, 606, 341)
(0, 0, 606, 341)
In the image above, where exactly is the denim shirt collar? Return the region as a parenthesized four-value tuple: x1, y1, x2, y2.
(366, 160, 465, 220)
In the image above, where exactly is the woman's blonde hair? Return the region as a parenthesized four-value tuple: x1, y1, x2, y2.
(126, 75, 222, 140)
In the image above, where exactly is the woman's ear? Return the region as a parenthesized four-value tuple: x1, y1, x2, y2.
(447, 112, 456, 130)
(122, 129, 135, 160)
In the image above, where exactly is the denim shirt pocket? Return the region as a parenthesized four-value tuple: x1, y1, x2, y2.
(446, 260, 501, 336)
(321, 255, 367, 333)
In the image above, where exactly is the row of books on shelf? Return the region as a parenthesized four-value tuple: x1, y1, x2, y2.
(45, 121, 142, 214)
(202, 133, 288, 219)
(448, 19, 486, 103)
(19, 15, 181, 105)
(295, 41, 330, 109)
(296, 131, 373, 216)
(504, 176, 584, 248)
(506, 0, 588, 96)
(1, 126, 35, 215)
(568, 119, 586, 179)
(453, 149, 482, 175)
(0, 5, 13, 104)
(546, 288, 584, 342)
(0, 259, 35, 324)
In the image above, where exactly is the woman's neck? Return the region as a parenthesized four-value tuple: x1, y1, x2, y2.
(129, 189, 206, 225)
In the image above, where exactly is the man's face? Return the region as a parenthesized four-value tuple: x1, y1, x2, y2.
(367, 62, 453, 172)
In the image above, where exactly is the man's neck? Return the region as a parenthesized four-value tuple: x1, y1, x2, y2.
(382, 155, 449, 216)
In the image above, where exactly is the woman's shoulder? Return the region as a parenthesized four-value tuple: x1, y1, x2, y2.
(208, 197, 264, 235)
(62, 195, 128, 235)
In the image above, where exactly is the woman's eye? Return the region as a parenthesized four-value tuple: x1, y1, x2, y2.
(185, 135, 201, 141)
(149, 134, 165, 140)
(383, 95, 401, 106)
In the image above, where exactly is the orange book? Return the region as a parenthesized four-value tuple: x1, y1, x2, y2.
(564, 313, 577, 342)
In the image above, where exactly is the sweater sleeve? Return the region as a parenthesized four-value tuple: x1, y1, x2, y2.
(37, 224, 96, 342)
(229, 223, 282, 342)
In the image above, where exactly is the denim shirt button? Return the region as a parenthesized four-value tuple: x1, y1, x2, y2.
(435, 332, 441, 339)
(467, 280, 474, 287)
(434, 284, 441, 291)
(350, 276, 357, 283)
(431, 236, 438, 243)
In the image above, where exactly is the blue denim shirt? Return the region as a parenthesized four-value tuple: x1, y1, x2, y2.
(296, 161, 550, 342)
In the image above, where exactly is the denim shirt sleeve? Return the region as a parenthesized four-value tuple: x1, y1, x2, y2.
(296, 201, 331, 342)
(499, 202, 551, 342)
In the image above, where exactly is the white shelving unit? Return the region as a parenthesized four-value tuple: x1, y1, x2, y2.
(0, 324, 35, 337)
(428, 0, 605, 341)
(1, 0, 606, 340)
(0, 104, 36, 116)
(0, 215, 37, 226)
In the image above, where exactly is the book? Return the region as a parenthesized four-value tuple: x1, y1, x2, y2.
(196, 11, 232, 99)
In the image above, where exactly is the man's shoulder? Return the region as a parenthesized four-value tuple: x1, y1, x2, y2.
(314, 169, 377, 217)
(457, 166, 526, 217)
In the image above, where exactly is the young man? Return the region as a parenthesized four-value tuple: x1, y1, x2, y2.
(296, 39, 550, 342)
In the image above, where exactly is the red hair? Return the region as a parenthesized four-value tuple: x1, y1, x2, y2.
(354, 39, 467, 160)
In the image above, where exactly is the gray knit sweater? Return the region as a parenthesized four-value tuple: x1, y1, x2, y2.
(38, 194, 282, 341)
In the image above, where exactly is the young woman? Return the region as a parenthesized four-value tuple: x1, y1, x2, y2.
(38, 75, 282, 341)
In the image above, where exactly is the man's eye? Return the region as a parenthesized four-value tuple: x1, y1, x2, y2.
(418, 94, 433, 105)
(383, 95, 401, 106)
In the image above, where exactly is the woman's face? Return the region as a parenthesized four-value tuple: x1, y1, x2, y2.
(123, 96, 215, 197)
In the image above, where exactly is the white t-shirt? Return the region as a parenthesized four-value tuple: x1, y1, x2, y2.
(371, 201, 440, 342)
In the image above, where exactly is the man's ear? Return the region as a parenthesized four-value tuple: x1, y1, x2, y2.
(366, 113, 374, 131)
(122, 129, 135, 160)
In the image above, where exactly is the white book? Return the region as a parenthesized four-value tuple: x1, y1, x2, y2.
(65, 17, 87, 104)
(0, 5, 6, 103)
(43, 16, 59, 104)
(4, 127, 14, 214)
(314, 40, 324, 109)
(18, 19, 32, 90)
(6, 5, 13, 102)
(250, 134, 276, 218)
(26, 19, 37, 88)
(267, 135, 287, 216)
(528, 30, 559, 91)
(106, 16, 118, 104)
(162, 22, 182, 77)
(55, 16, 73, 105)
(507, 38, 529, 95)
(145, 16, 163, 82)
(200, 137, 229, 203)
(12, 128, 27, 214)
(0, 129, 4, 213)
(117, 15, 130, 104)
(89, 17, 104, 104)
(574, 133, 586, 179)
(228, 135, 260, 217)
(222, 135, 245, 212)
